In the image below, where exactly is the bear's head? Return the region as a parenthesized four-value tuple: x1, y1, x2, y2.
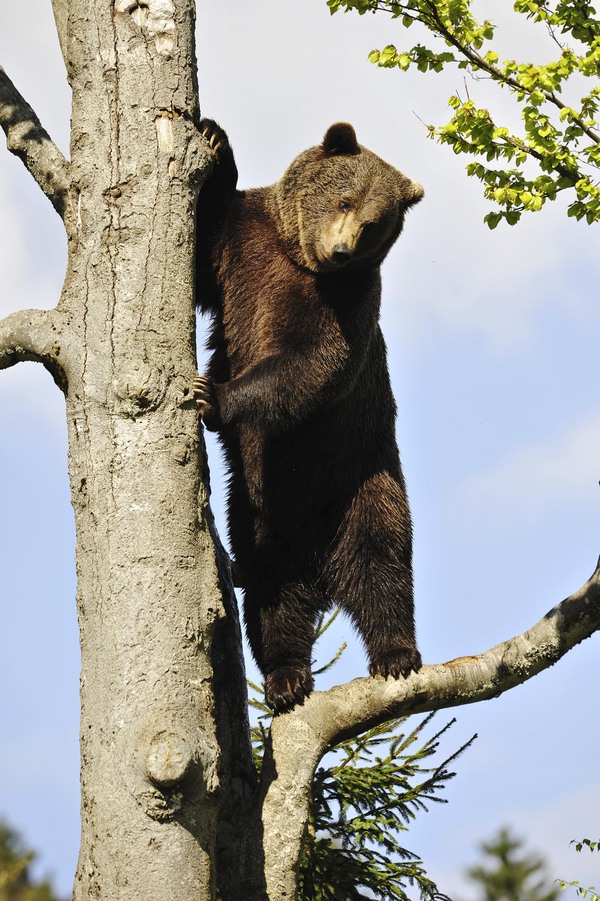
(273, 123, 423, 274)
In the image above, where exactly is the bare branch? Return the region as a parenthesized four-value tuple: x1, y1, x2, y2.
(0, 308, 68, 391)
(0, 66, 70, 219)
(51, 0, 69, 69)
(260, 558, 600, 898)
(311, 557, 600, 745)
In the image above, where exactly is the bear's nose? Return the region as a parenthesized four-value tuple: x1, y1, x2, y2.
(331, 243, 353, 264)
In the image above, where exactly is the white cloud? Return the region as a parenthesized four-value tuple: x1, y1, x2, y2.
(382, 166, 600, 352)
(458, 414, 600, 522)
(0, 361, 66, 432)
(0, 0, 69, 320)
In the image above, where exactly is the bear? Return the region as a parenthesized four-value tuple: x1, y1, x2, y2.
(194, 119, 424, 713)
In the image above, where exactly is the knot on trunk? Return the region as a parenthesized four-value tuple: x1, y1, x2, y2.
(136, 730, 197, 822)
(146, 729, 193, 788)
(112, 361, 166, 416)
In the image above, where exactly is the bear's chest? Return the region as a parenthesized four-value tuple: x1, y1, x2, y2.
(220, 248, 348, 373)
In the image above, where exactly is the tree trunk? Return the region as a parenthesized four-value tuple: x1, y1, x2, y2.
(1, 1, 256, 897)
(63, 2, 251, 895)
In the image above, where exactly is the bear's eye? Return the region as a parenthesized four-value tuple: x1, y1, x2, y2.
(339, 199, 353, 213)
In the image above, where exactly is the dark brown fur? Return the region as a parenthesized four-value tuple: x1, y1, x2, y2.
(195, 120, 423, 712)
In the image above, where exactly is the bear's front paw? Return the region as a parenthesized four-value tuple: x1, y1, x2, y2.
(369, 646, 422, 680)
(193, 375, 221, 432)
(200, 119, 230, 159)
(265, 663, 314, 714)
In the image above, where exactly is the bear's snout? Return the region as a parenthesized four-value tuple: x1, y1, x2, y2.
(331, 242, 354, 263)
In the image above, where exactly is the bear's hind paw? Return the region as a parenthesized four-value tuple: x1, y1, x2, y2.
(265, 663, 314, 714)
(369, 646, 422, 680)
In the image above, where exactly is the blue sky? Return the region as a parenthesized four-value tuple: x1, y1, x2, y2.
(1, 0, 599, 897)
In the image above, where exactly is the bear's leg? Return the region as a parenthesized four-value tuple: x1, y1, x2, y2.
(243, 581, 318, 713)
(328, 471, 422, 679)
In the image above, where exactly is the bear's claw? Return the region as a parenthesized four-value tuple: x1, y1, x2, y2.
(369, 647, 422, 680)
(200, 119, 229, 158)
(193, 375, 220, 431)
(265, 664, 314, 714)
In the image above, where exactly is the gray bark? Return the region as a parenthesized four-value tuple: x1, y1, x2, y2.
(50, 0, 69, 67)
(62, 4, 220, 891)
(1, 2, 599, 900)
(1, 1, 257, 898)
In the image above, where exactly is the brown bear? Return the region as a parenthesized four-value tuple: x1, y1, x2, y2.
(194, 119, 423, 713)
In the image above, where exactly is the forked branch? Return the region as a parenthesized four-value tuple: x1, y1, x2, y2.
(260, 557, 600, 898)
(0, 66, 70, 219)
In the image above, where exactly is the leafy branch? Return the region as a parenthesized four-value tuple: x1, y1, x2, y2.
(557, 839, 600, 901)
(327, 0, 600, 225)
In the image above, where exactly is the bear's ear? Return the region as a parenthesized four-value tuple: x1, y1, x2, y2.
(322, 123, 360, 156)
(403, 179, 424, 208)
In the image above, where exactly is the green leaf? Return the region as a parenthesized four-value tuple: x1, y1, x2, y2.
(485, 211, 502, 229)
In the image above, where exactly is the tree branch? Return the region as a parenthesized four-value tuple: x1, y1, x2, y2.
(0, 308, 69, 391)
(260, 557, 600, 898)
(308, 556, 600, 743)
(0, 66, 71, 219)
(373, 0, 600, 147)
(51, 0, 69, 70)
(417, 0, 600, 145)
